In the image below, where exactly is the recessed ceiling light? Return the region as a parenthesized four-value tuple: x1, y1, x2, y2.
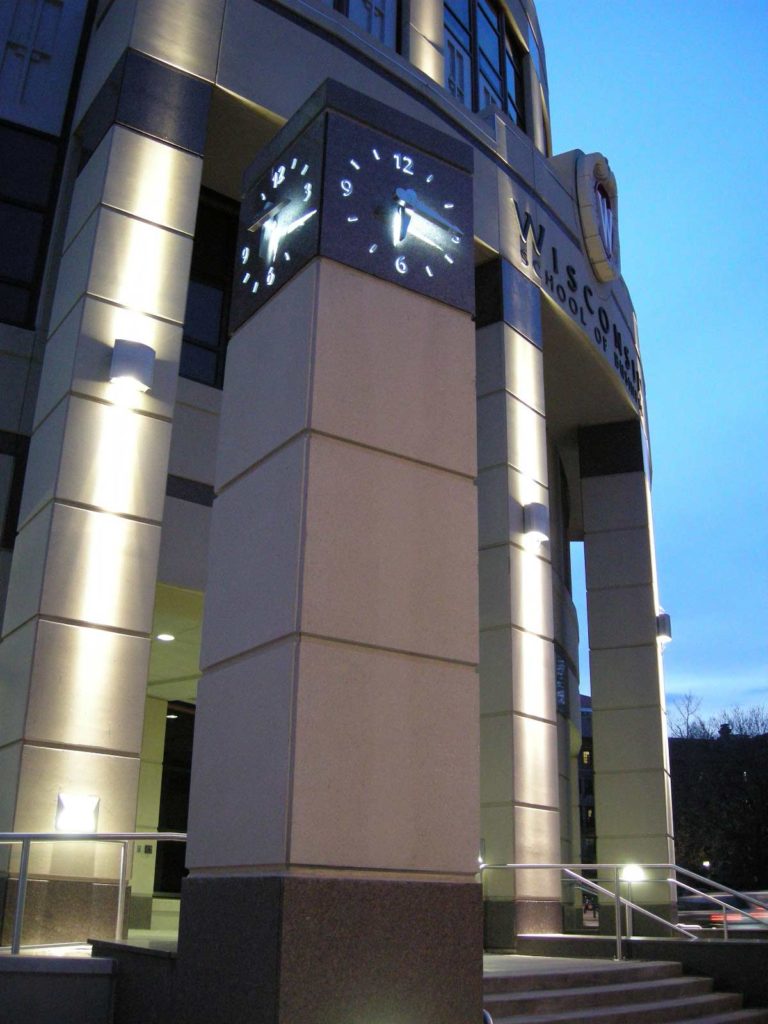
(156, 633, 175, 642)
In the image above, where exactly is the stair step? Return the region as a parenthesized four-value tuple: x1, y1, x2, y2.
(486, 990, 743, 1024)
(674, 1014, 768, 1024)
(485, 975, 713, 1015)
(484, 960, 682, 994)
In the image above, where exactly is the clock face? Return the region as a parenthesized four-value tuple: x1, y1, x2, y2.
(230, 119, 324, 330)
(321, 116, 474, 313)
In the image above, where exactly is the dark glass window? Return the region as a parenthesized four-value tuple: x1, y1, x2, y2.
(0, 433, 29, 551)
(180, 189, 239, 389)
(0, 122, 59, 328)
(444, 0, 526, 130)
(323, 0, 398, 48)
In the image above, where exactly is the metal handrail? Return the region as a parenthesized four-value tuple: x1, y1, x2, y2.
(478, 861, 768, 958)
(0, 831, 187, 955)
(479, 862, 696, 959)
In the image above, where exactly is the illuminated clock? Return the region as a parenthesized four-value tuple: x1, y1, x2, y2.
(321, 116, 474, 312)
(230, 118, 324, 330)
(230, 89, 474, 329)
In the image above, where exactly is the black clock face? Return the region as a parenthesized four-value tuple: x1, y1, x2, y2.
(321, 115, 474, 313)
(230, 118, 324, 330)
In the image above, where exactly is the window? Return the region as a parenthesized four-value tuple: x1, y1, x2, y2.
(0, 432, 29, 550)
(0, 122, 58, 328)
(322, 0, 398, 48)
(444, 0, 525, 129)
(180, 189, 239, 389)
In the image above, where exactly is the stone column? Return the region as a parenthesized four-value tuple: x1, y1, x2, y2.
(0, 71, 205, 941)
(407, 0, 446, 84)
(175, 254, 481, 1024)
(580, 420, 675, 926)
(476, 259, 561, 946)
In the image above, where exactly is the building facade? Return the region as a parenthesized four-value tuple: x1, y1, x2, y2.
(0, 0, 673, 1019)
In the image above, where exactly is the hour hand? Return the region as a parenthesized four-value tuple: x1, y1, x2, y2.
(395, 187, 462, 238)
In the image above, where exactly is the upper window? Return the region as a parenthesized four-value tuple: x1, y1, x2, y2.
(180, 189, 239, 389)
(322, 0, 398, 48)
(0, 121, 58, 328)
(444, 0, 525, 129)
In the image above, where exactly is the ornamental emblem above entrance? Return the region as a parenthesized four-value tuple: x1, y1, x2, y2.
(576, 152, 620, 282)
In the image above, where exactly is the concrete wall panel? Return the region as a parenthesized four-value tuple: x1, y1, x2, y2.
(24, 621, 149, 753)
(290, 638, 479, 873)
(185, 640, 297, 868)
(312, 262, 476, 476)
(201, 438, 306, 668)
(38, 504, 161, 634)
(301, 436, 478, 663)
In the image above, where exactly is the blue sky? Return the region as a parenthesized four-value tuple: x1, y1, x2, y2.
(535, 1, 768, 718)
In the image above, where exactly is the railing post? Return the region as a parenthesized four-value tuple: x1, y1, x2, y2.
(11, 838, 31, 955)
(625, 881, 633, 940)
(613, 866, 623, 960)
(116, 840, 128, 941)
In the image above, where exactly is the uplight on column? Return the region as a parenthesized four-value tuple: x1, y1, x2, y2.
(110, 339, 155, 393)
(55, 793, 100, 832)
(522, 502, 549, 550)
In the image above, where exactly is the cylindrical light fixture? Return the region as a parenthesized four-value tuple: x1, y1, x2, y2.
(523, 502, 550, 549)
(656, 612, 672, 645)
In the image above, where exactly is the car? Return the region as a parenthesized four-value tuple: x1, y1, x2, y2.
(677, 892, 768, 929)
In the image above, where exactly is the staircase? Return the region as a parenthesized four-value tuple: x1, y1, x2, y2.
(483, 958, 768, 1023)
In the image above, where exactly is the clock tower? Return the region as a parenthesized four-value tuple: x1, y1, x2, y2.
(175, 81, 481, 1024)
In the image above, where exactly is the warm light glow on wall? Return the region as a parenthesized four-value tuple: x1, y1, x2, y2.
(91, 402, 145, 512)
(79, 512, 134, 626)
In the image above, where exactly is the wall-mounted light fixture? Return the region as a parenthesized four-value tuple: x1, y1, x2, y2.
(656, 612, 672, 646)
(55, 793, 100, 832)
(522, 502, 549, 550)
(110, 339, 155, 393)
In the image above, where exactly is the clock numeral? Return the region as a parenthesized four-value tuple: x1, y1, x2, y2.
(266, 266, 276, 286)
(272, 165, 286, 188)
(425, 266, 434, 278)
(394, 153, 414, 176)
(241, 246, 250, 264)
(369, 243, 378, 254)
(395, 255, 408, 274)
(451, 235, 461, 245)
(340, 179, 353, 197)
(303, 182, 312, 201)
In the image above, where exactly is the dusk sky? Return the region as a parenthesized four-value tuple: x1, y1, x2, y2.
(536, 1, 768, 719)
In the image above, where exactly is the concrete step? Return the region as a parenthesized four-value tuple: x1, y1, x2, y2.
(485, 974, 715, 1015)
(484, 959, 682, 994)
(674, 1014, 768, 1023)
(675, 1011, 768, 1019)
(487, 991, 745, 1023)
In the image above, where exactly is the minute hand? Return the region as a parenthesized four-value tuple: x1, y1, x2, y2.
(395, 187, 462, 237)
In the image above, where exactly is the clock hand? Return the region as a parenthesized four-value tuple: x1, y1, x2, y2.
(250, 204, 318, 264)
(395, 187, 462, 238)
(282, 207, 318, 236)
